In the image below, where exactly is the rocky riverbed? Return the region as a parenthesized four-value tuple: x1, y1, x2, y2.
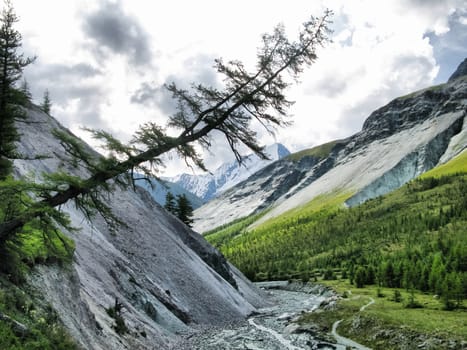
(171, 282, 367, 350)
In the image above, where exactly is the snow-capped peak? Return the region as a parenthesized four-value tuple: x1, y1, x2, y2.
(167, 143, 290, 201)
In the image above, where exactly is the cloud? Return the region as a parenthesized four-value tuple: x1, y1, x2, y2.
(15, 0, 466, 177)
(130, 82, 175, 116)
(24, 61, 108, 130)
(131, 53, 220, 115)
(305, 66, 366, 99)
(426, 9, 467, 82)
(82, 1, 152, 66)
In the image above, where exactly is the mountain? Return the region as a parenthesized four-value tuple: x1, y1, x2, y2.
(206, 150, 467, 282)
(166, 143, 290, 201)
(11, 106, 267, 349)
(135, 176, 205, 209)
(193, 59, 467, 233)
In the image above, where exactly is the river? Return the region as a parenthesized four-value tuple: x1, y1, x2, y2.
(174, 283, 370, 350)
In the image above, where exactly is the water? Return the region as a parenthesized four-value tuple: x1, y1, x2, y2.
(178, 287, 341, 350)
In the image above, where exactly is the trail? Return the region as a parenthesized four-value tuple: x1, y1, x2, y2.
(331, 296, 375, 350)
(331, 320, 372, 350)
(360, 297, 375, 311)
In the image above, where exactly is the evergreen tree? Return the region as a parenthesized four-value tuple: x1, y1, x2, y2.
(175, 194, 194, 227)
(0, 0, 35, 179)
(40, 88, 51, 114)
(164, 191, 176, 214)
(19, 78, 31, 102)
(355, 266, 366, 288)
(0, 9, 332, 243)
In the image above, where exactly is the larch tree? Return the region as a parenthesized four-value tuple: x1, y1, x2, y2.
(0, 0, 35, 180)
(0, 9, 332, 242)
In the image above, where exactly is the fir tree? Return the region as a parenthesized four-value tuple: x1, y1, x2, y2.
(164, 192, 176, 214)
(19, 78, 31, 102)
(40, 89, 51, 114)
(175, 194, 193, 227)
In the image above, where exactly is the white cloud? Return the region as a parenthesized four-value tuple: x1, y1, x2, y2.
(10, 0, 467, 176)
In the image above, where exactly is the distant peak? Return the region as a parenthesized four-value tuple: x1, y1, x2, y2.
(265, 143, 290, 159)
(448, 57, 467, 82)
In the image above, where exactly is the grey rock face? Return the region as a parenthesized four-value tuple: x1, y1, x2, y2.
(194, 71, 467, 233)
(448, 57, 467, 82)
(14, 107, 268, 350)
(167, 143, 290, 201)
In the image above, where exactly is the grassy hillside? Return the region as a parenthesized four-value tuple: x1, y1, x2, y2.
(420, 149, 467, 178)
(285, 139, 344, 162)
(206, 153, 467, 308)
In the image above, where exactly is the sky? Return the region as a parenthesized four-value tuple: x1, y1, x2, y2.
(10, 0, 467, 176)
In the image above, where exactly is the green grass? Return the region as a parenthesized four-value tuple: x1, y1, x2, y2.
(301, 279, 467, 349)
(0, 181, 77, 348)
(215, 170, 467, 293)
(420, 149, 467, 178)
(285, 139, 345, 162)
(253, 189, 352, 233)
(1, 225, 75, 285)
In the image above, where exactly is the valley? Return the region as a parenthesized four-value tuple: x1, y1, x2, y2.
(197, 64, 467, 348)
(1, 1, 466, 348)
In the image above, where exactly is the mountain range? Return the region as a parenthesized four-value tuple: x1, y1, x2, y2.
(6, 56, 466, 350)
(135, 176, 205, 209)
(165, 143, 290, 201)
(193, 58, 467, 233)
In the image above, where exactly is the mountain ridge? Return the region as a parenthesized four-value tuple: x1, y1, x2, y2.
(135, 176, 205, 208)
(193, 59, 467, 233)
(166, 143, 290, 201)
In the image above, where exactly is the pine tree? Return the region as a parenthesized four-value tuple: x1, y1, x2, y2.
(0, 0, 35, 179)
(164, 192, 176, 214)
(40, 89, 51, 114)
(175, 194, 194, 227)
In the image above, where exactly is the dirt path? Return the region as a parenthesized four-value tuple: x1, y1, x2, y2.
(331, 296, 375, 350)
(360, 297, 375, 312)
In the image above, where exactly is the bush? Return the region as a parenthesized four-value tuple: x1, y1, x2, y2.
(106, 298, 128, 335)
(393, 290, 402, 302)
(323, 268, 336, 280)
(405, 291, 423, 309)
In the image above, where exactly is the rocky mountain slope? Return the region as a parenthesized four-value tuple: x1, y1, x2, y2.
(13, 107, 267, 349)
(166, 143, 290, 201)
(135, 176, 205, 209)
(193, 59, 467, 233)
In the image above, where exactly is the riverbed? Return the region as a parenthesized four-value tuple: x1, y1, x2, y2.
(173, 284, 355, 350)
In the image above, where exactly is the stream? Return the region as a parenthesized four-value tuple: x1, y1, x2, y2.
(175, 284, 371, 350)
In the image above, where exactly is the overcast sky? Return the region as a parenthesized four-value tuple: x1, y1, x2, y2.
(11, 0, 467, 176)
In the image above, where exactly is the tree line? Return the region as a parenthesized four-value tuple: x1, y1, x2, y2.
(208, 173, 467, 309)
